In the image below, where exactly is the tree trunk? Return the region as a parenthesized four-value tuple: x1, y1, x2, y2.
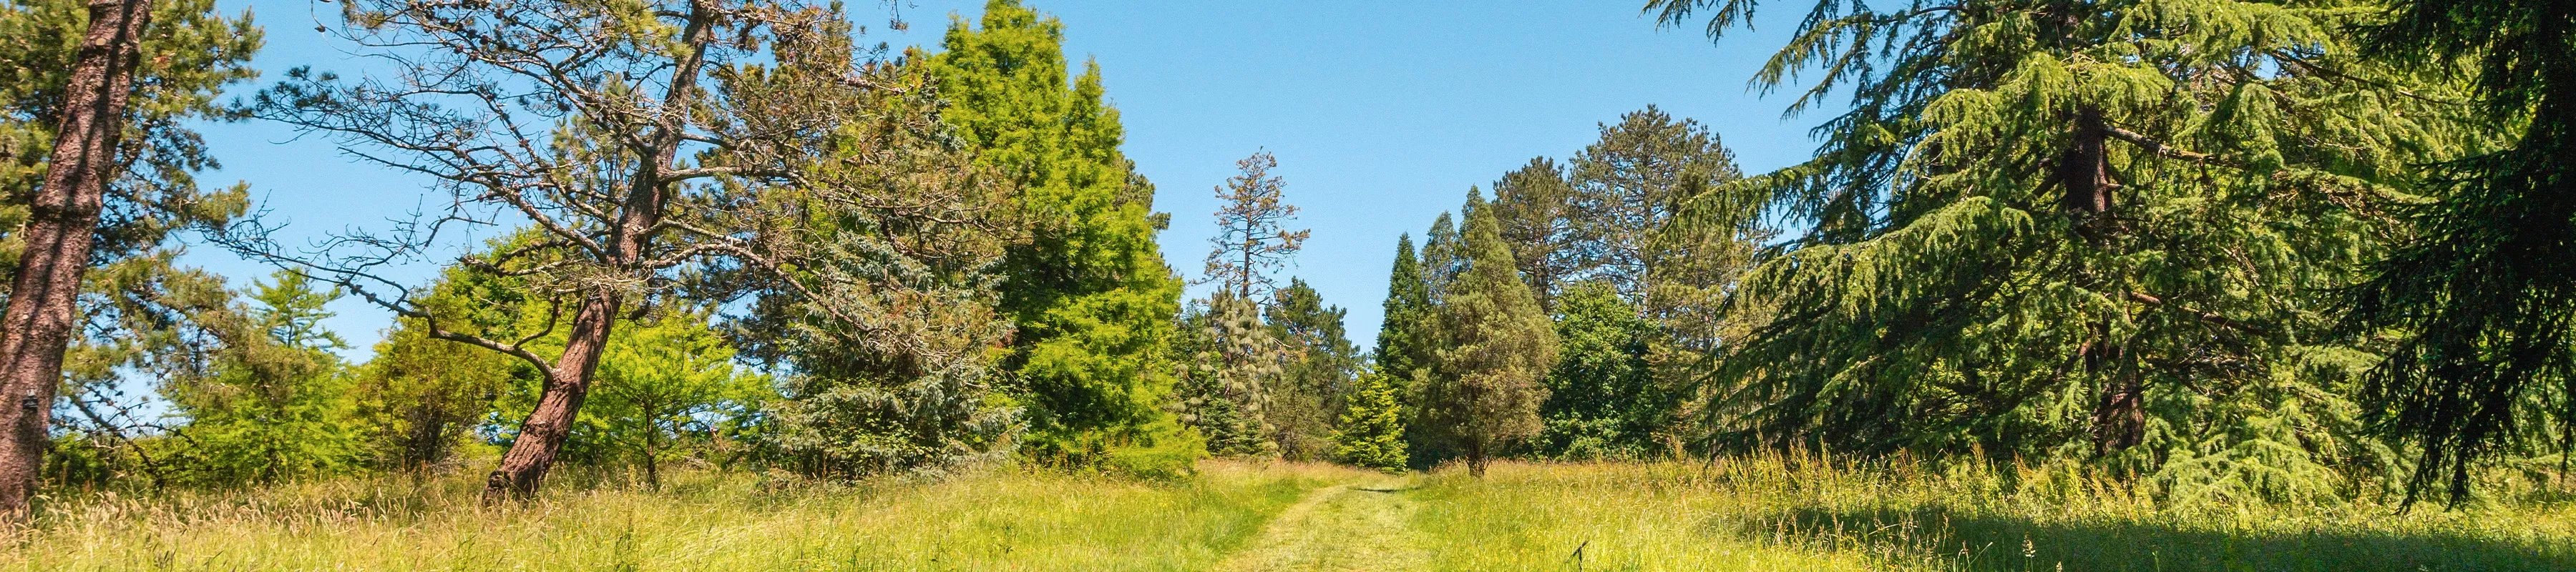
(0, 0, 155, 517)
(2059, 105, 2112, 214)
(1465, 438, 1488, 478)
(481, 291, 620, 503)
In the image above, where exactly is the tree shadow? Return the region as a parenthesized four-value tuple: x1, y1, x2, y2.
(1741, 506, 2575, 571)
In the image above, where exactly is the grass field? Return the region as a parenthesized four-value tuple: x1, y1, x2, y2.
(6, 457, 2569, 571)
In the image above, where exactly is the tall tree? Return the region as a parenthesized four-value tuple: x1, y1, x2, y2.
(1371, 234, 1433, 381)
(225, 0, 940, 500)
(927, 0, 1184, 460)
(1418, 204, 1557, 476)
(165, 271, 364, 485)
(1564, 107, 1741, 300)
(1203, 150, 1309, 302)
(1265, 277, 1357, 460)
(1488, 158, 1579, 310)
(1174, 294, 1289, 457)
(2346, 0, 2576, 503)
(0, 0, 257, 512)
(1654, 0, 2479, 500)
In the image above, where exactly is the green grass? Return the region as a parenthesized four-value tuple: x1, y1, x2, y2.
(1406, 455, 2576, 571)
(6, 456, 2569, 571)
(5, 461, 1342, 571)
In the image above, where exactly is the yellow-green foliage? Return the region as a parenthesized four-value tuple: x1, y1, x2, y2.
(4, 461, 1342, 571)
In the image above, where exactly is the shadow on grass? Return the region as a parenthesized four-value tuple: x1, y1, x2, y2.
(1742, 506, 2574, 571)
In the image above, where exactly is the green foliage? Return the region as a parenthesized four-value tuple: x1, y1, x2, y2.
(2345, 0, 2576, 503)
(1264, 279, 1357, 460)
(1370, 235, 1433, 381)
(1175, 295, 1289, 457)
(584, 310, 767, 485)
(1418, 204, 1558, 475)
(0, 0, 263, 485)
(1536, 283, 1675, 460)
(1332, 372, 1408, 471)
(162, 272, 365, 485)
(929, 0, 1186, 462)
(1655, 0, 2488, 500)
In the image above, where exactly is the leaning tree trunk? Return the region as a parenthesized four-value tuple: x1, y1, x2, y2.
(481, 291, 620, 503)
(0, 0, 154, 517)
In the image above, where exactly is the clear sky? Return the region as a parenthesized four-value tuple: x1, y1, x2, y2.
(185, 0, 1830, 358)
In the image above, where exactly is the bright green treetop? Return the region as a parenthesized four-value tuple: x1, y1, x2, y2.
(928, 0, 1184, 459)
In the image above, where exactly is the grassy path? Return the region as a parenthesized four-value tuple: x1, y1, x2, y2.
(1216, 473, 1428, 571)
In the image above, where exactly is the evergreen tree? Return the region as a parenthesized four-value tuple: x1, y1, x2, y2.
(1419, 204, 1558, 476)
(0, 0, 260, 504)
(1489, 159, 1580, 310)
(929, 0, 1185, 461)
(1372, 235, 1433, 382)
(1565, 107, 1742, 302)
(1266, 279, 1357, 460)
(585, 309, 766, 488)
(1203, 151, 1311, 302)
(166, 271, 365, 485)
(1332, 372, 1408, 472)
(1654, 0, 2481, 500)
(1175, 295, 1289, 457)
(2345, 0, 2576, 503)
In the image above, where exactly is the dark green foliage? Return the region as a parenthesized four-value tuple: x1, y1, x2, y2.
(1488, 158, 1579, 309)
(1536, 283, 1675, 460)
(1266, 279, 1358, 460)
(1654, 0, 2483, 501)
(1565, 107, 1743, 302)
(1418, 204, 1558, 476)
(2346, 0, 2576, 503)
(1372, 234, 1433, 381)
(1332, 372, 1408, 471)
(929, 0, 1185, 461)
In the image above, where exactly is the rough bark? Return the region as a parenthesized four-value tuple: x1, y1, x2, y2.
(2059, 105, 2113, 214)
(475, 0, 708, 503)
(0, 0, 155, 517)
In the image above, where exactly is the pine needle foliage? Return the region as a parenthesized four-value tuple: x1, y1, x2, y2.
(2344, 0, 2576, 504)
(1654, 0, 2488, 500)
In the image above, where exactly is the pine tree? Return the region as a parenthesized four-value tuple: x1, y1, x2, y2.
(1564, 107, 1742, 301)
(928, 0, 1185, 462)
(1332, 372, 1408, 472)
(1419, 204, 1558, 476)
(0, 0, 259, 508)
(1488, 158, 1579, 310)
(1654, 0, 2483, 500)
(1176, 295, 1289, 457)
(1203, 151, 1311, 302)
(1267, 279, 1357, 460)
(167, 271, 365, 485)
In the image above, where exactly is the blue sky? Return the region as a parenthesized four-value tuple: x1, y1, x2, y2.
(186, 0, 1830, 357)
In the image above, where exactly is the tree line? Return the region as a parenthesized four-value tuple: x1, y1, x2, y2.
(0, 0, 2569, 519)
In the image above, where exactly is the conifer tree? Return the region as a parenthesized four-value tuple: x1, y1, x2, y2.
(2346, 0, 2576, 503)
(929, 1, 1184, 460)
(1488, 158, 1579, 310)
(1332, 372, 1408, 472)
(1419, 204, 1557, 476)
(1203, 151, 1310, 302)
(1267, 279, 1357, 460)
(1372, 235, 1433, 381)
(0, 0, 259, 511)
(1654, 0, 2482, 500)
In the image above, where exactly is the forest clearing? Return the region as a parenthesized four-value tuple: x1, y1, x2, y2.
(2, 0, 2574, 568)
(11, 458, 2571, 571)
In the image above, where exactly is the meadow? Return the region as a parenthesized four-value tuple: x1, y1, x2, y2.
(6, 457, 2567, 571)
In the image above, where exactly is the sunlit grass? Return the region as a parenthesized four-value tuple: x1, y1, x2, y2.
(6, 455, 2567, 571)
(1409, 454, 2576, 571)
(4, 460, 1344, 571)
